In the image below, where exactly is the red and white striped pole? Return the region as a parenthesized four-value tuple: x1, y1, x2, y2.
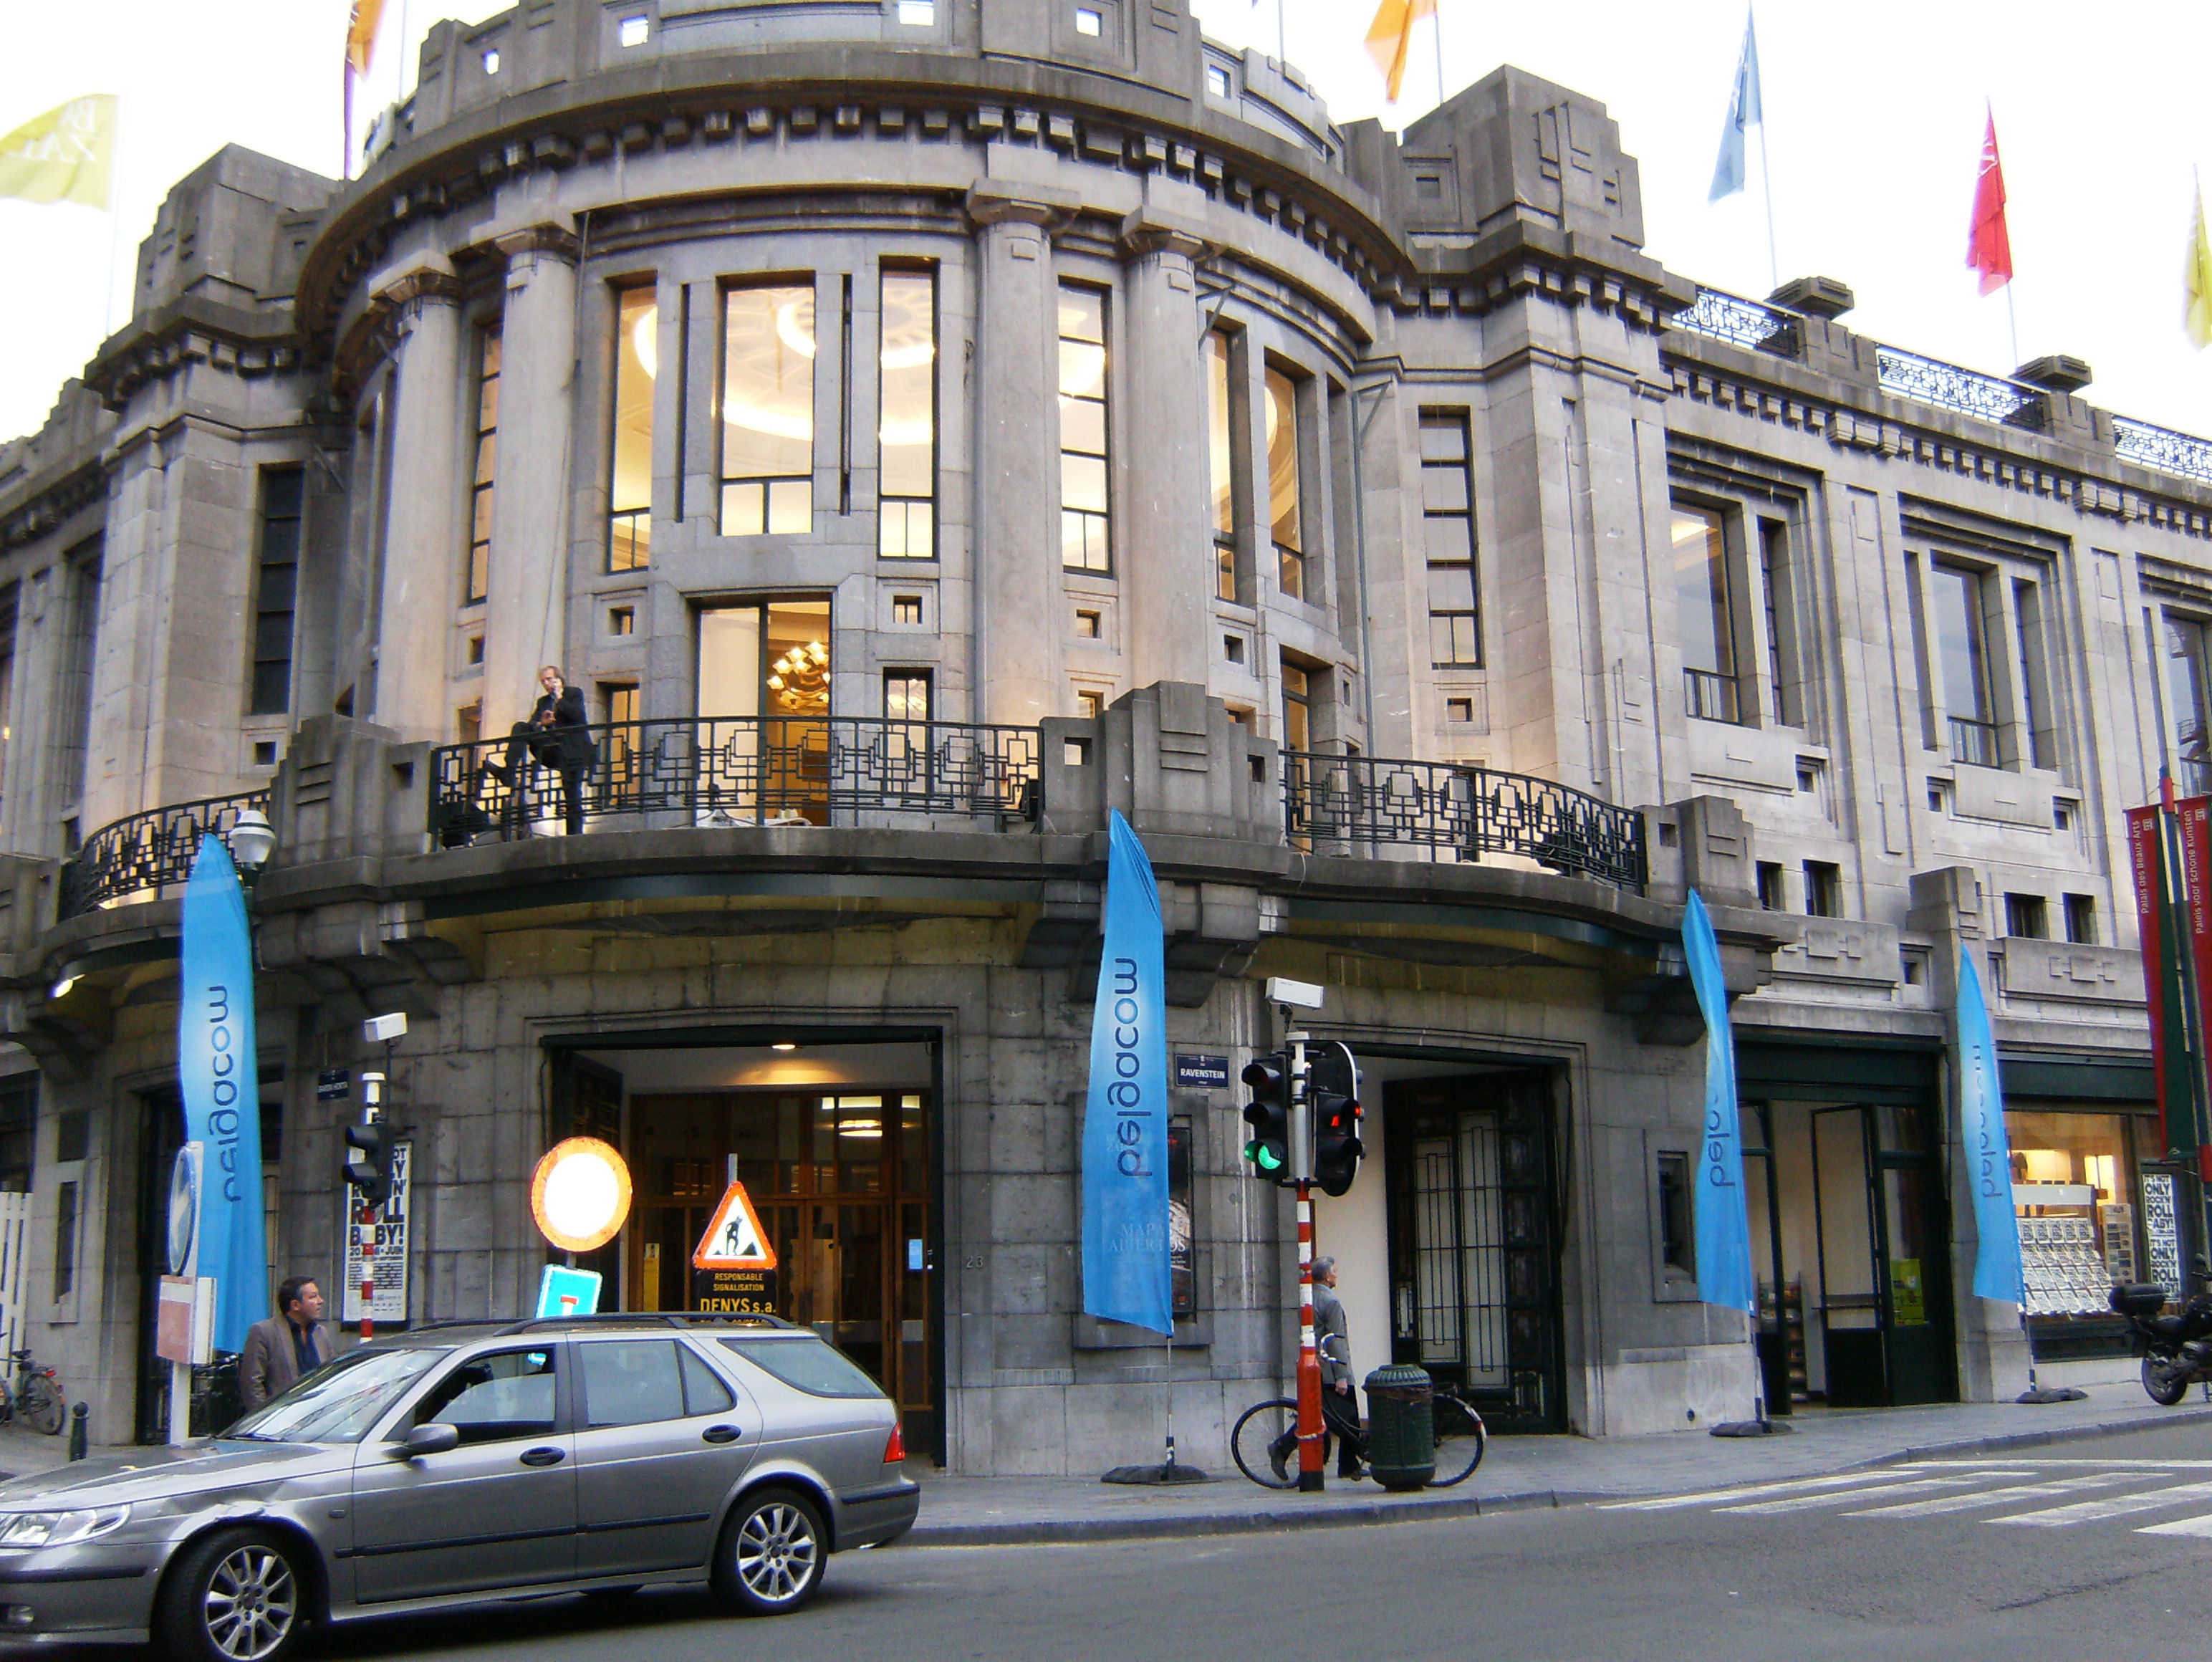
(1289, 1029, 1324, 1491)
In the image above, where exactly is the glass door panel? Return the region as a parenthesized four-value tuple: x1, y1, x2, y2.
(696, 607, 761, 822)
(1812, 1107, 1885, 1406)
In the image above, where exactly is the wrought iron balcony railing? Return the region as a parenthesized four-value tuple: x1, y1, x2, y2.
(57, 790, 271, 921)
(2114, 415, 2212, 486)
(1949, 715, 2001, 769)
(1874, 347, 2042, 428)
(1282, 752, 1647, 892)
(428, 715, 1044, 845)
(1666, 287, 1802, 357)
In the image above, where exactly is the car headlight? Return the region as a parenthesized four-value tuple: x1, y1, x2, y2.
(0, 1507, 130, 1548)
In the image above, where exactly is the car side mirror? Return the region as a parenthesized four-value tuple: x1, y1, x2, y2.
(388, 1422, 459, 1460)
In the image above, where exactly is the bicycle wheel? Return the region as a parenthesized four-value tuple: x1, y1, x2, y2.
(1230, 1398, 1302, 1490)
(21, 1375, 63, 1437)
(1428, 1396, 1487, 1487)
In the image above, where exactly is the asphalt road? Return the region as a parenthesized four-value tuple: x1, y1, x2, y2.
(167, 1423, 2212, 1662)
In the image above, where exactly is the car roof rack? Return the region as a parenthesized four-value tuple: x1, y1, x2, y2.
(491, 1312, 798, 1336)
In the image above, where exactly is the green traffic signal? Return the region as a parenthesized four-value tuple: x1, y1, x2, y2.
(1240, 1052, 1292, 1186)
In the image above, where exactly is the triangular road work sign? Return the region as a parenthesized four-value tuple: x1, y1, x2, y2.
(693, 1180, 778, 1271)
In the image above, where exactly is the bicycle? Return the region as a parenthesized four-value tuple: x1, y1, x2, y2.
(1231, 1381, 1486, 1490)
(0, 1346, 67, 1436)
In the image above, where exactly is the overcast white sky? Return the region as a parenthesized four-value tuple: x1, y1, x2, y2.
(4, 1, 2209, 446)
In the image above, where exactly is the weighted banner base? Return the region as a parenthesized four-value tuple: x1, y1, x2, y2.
(1711, 1419, 1793, 1437)
(2016, 1385, 2089, 1403)
(1101, 1461, 1209, 1485)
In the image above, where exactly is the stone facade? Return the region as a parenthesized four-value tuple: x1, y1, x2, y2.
(0, 0, 2203, 1466)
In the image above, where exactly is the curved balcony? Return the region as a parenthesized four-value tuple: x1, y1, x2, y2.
(56, 791, 271, 921)
(1283, 751, 1647, 893)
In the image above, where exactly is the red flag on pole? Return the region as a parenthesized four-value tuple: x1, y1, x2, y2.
(1967, 109, 2013, 295)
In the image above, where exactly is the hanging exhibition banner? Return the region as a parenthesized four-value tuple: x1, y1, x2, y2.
(1956, 951, 2026, 1305)
(177, 835, 269, 1355)
(1683, 890, 1753, 1315)
(340, 1140, 411, 1325)
(1079, 810, 1172, 1335)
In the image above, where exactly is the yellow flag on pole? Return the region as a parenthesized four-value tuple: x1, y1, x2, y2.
(1365, 0, 1438, 105)
(0, 95, 118, 210)
(347, 0, 388, 76)
(2188, 183, 2212, 351)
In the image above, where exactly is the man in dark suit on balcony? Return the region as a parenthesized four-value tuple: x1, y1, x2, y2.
(484, 665, 597, 835)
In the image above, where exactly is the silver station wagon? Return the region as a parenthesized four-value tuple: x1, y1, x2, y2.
(0, 1315, 918, 1660)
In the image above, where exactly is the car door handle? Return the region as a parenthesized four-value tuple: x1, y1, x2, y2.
(702, 1425, 741, 1445)
(519, 1446, 566, 1467)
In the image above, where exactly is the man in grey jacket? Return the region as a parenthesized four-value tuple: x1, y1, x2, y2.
(238, 1277, 329, 1413)
(1312, 1257, 1365, 1478)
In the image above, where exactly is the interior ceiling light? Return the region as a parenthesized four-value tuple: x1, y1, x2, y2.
(631, 303, 660, 379)
(771, 1042, 798, 1052)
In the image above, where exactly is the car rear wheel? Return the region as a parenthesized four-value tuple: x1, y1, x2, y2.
(156, 1527, 305, 1662)
(712, 1488, 827, 1616)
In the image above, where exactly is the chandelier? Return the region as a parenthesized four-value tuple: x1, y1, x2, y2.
(766, 640, 830, 714)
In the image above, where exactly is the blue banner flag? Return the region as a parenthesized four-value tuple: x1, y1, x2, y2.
(1957, 951, 2025, 1305)
(178, 835, 270, 1355)
(1683, 890, 1754, 1314)
(1708, 9, 1764, 203)
(1080, 810, 1172, 1335)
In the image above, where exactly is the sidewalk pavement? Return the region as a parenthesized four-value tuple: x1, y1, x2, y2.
(904, 1386, 2212, 1546)
(0, 1385, 2202, 1548)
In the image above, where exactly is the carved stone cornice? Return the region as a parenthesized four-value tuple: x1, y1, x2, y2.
(963, 181, 1079, 236)
(1116, 208, 1208, 264)
(493, 223, 582, 262)
(372, 266, 468, 310)
(81, 295, 305, 412)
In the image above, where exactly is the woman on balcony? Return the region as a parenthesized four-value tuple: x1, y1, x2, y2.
(484, 665, 598, 835)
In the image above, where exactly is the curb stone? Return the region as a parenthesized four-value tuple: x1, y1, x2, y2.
(904, 1403, 2212, 1548)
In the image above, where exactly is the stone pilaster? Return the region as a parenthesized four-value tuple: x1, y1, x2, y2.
(1115, 211, 1213, 690)
(371, 265, 467, 742)
(966, 183, 1074, 729)
(481, 225, 580, 736)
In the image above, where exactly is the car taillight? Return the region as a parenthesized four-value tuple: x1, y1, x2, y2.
(884, 1423, 905, 1464)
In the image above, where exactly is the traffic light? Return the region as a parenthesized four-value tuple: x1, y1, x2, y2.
(343, 1118, 395, 1208)
(1240, 1052, 1292, 1184)
(1309, 1042, 1363, 1198)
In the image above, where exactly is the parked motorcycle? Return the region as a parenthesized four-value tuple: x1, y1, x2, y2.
(2111, 1261, 2212, 1406)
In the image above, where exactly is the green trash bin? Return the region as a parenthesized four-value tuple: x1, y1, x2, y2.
(1363, 1364, 1435, 1492)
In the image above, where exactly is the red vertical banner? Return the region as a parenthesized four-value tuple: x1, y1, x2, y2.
(2131, 804, 2172, 1155)
(2181, 797, 2212, 1182)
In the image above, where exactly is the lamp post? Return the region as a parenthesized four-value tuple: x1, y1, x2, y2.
(226, 807, 276, 900)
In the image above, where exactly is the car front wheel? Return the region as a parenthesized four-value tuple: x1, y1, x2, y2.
(156, 1527, 306, 1662)
(712, 1487, 827, 1616)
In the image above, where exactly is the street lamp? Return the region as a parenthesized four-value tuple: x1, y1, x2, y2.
(226, 808, 276, 896)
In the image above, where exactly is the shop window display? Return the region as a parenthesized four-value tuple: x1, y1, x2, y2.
(2005, 1109, 2148, 1337)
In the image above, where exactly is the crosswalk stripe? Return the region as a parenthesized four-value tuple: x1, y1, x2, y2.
(1719, 1474, 2037, 1515)
(1844, 1472, 2154, 1518)
(1990, 1480, 2212, 1527)
(2138, 1513, 2212, 1539)
(1597, 1470, 1928, 1512)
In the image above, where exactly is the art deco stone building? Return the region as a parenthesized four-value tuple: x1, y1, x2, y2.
(0, 0, 2203, 1465)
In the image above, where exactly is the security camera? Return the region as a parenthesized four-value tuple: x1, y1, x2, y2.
(364, 1012, 409, 1043)
(1265, 976, 1324, 1011)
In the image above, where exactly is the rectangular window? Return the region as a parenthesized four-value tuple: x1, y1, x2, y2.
(468, 326, 500, 603)
(249, 466, 304, 714)
(1264, 366, 1307, 600)
(1803, 860, 1842, 918)
(1756, 861, 1786, 911)
(721, 282, 816, 536)
(1421, 410, 1481, 667)
(1930, 562, 1998, 767)
(2005, 893, 2049, 940)
(1655, 1151, 1693, 1273)
(0, 582, 17, 811)
(610, 285, 655, 572)
(884, 670, 931, 723)
(1759, 518, 1794, 726)
(1280, 659, 1312, 752)
(1074, 608, 1100, 638)
(879, 267, 938, 558)
(893, 595, 925, 626)
(2014, 579, 2055, 771)
(1077, 688, 1104, 719)
(2064, 893, 2097, 945)
(1672, 506, 1739, 722)
(0, 1076, 34, 1193)
(601, 682, 640, 804)
(2167, 615, 2212, 795)
(1059, 284, 1110, 572)
(1207, 331, 1239, 601)
(59, 539, 101, 810)
(52, 1179, 76, 1301)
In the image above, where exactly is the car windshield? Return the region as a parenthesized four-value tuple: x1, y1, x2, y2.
(224, 1347, 448, 1444)
(720, 1335, 885, 1399)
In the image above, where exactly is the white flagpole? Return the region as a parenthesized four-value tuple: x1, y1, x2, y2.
(100, 100, 125, 339)
(1433, 4, 1446, 110)
(1755, 114, 1777, 294)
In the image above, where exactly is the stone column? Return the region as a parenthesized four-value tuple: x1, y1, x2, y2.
(966, 183, 1072, 729)
(371, 266, 466, 742)
(481, 225, 580, 736)
(1116, 211, 1213, 690)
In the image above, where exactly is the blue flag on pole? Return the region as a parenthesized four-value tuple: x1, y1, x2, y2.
(1957, 951, 2025, 1305)
(1683, 890, 1754, 1315)
(178, 835, 270, 1355)
(1708, 10, 1764, 202)
(1080, 810, 1172, 1335)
